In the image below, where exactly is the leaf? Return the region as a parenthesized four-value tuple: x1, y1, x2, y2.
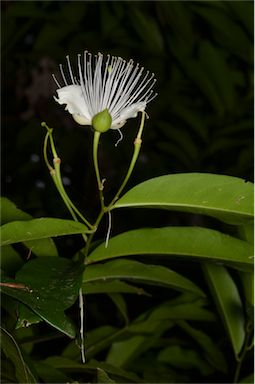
(84, 258, 205, 296)
(83, 279, 149, 296)
(1, 197, 31, 224)
(44, 356, 141, 383)
(1, 327, 37, 383)
(202, 263, 246, 356)
(199, 41, 236, 111)
(97, 367, 116, 383)
(114, 173, 253, 225)
(33, 361, 71, 384)
(0, 217, 89, 246)
(1, 197, 58, 257)
(16, 304, 42, 328)
(178, 321, 228, 373)
(239, 373, 254, 383)
(86, 227, 253, 270)
(108, 293, 129, 324)
(62, 326, 119, 360)
(1, 257, 85, 338)
(128, 300, 215, 334)
(1, 245, 24, 274)
(158, 345, 214, 376)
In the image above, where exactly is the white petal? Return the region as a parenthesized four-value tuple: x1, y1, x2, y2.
(111, 102, 146, 129)
(54, 85, 91, 125)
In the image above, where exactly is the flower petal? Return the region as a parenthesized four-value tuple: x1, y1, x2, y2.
(111, 102, 146, 129)
(54, 85, 91, 125)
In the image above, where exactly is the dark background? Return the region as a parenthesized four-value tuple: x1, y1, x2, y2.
(2, 0, 253, 235)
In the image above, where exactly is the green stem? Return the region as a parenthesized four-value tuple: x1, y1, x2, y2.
(93, 131, 105, 210)
(233, 324, 253, 383)
(84, 112, 146, 261)
(108, 111, 145, 209)
(42, 122, 94, 231)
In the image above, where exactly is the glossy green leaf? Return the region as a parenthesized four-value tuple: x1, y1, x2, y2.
(114, 174, 253, 225)
(16, 303, 42, 328)
(82, 279, 149, 296)
(178, 321, 228, 373)
(1, 197, 58, 256)
(84, 258, 205, 296)
(1, 327, 37, 383)
(0, 217, 89, 246)
(202, 264, 246, 356)
(1, 197, 31, 224)
(86, 227, 253, 269)
(1, 257, 85, 338)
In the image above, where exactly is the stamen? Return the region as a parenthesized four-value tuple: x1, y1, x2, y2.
(52, 74, 61, 88)
(115, 129, 123, 147)
(59, 64, 68, 86)
(66, 55, 75, 84)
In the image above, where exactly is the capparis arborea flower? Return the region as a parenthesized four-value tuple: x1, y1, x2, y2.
(53, 51, 157, 132)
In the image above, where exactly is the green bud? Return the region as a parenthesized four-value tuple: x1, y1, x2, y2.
(92, 109, 112, 133)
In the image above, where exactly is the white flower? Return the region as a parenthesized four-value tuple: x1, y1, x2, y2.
(53, 51, 157, 130)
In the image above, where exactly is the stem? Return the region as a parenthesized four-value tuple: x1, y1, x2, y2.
(79, 289, 86, 364)
(93, 131, 105, 210)
(42, 122, 93, 230)
(233, 323, 253, 383)
(108, 111, 145, 209)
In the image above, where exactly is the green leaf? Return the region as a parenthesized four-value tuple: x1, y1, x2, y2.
(199, 41, 236, 111)
(33, 361, 71, 384)
(1, 197, 31, 224)
(97, 367, 116, 383)
(62, 326, 119, 360)
(16, 303, 42, 328)
(83, 279, 149, 296)
(84, 258, 205, 296)
(178, 321, 228, 373)
(0, 217, 89, 246)
(114, 173, 253, 225)
(1, 257, 85, 338)
(1, 245, 24, 274)
(202, 264, 246, 356)
(1, 197, 58, 256)
(128, 300, 215, 334)
(239, 373, 254, 383)
(108, 293, 129, 324)
(1, 327, 37, 383)
(44, 356, 141, 383)
(158, 345, 214, 376)
(86, 227, 253, 269)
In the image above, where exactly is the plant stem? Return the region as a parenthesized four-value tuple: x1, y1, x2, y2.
(93, 131, 105, 210)
(108, 111, 146, 209)
(233, 323, 253, 383)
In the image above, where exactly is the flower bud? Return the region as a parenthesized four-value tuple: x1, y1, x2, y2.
(92, 109, 112, 133)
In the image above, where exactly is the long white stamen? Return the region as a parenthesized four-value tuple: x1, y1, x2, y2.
(59, 64, 68, 86)
(52, 74, 61, 88)
(66, 55, 75, 85)
(115, 129, 123, 147)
